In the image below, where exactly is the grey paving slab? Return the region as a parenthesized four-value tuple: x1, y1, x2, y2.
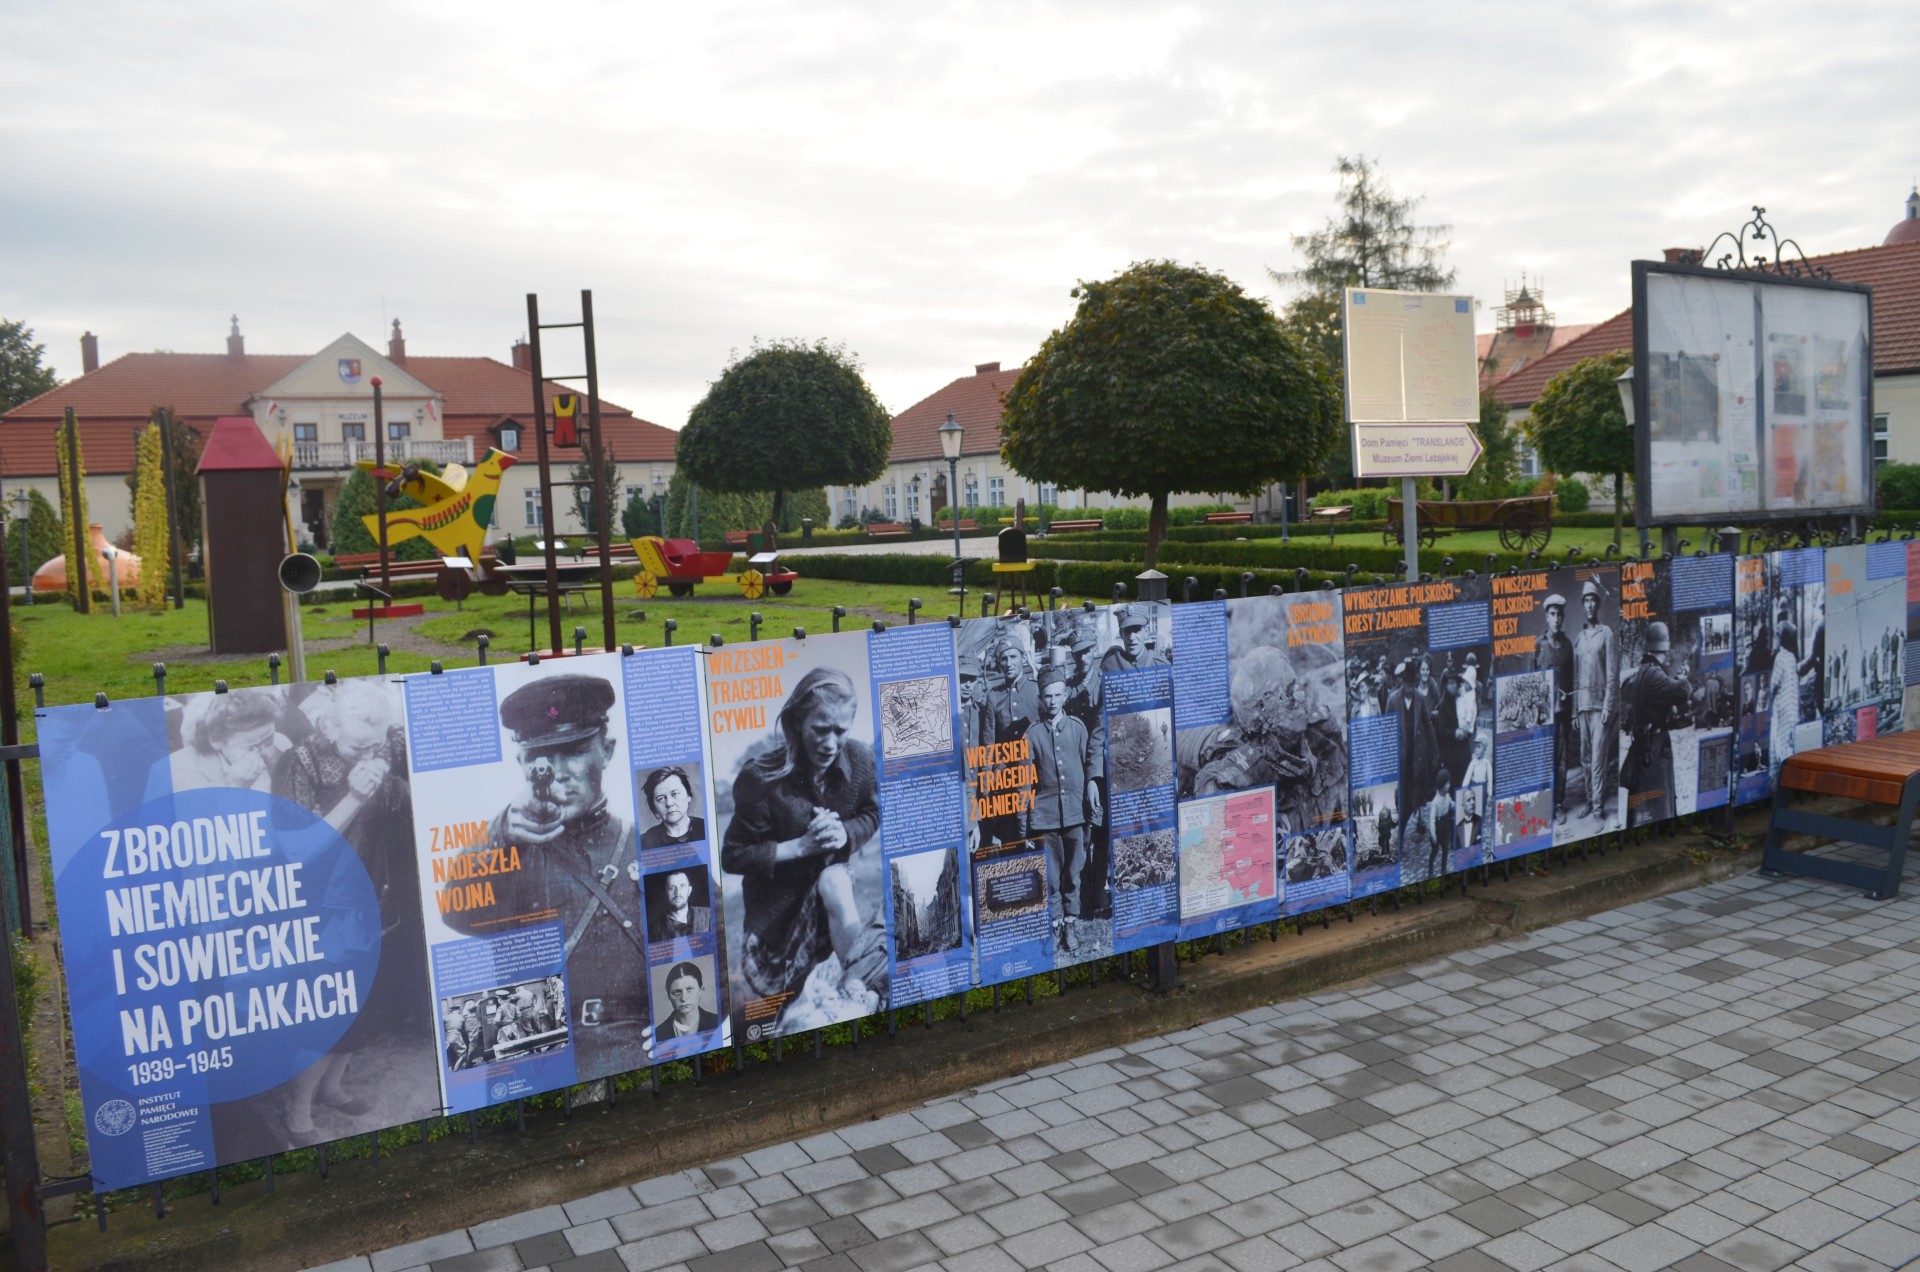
(331, 872, 1920, 1272)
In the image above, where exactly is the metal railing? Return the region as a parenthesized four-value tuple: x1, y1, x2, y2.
(289, 438, 474, 470)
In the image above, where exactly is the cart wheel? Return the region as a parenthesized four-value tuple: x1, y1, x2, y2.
(634, 571, 659, 598)
(1383, 523, 1402, 547)
(1417, 509, 1440, 549)
(1499, 511, 1551, 553)
(668, 582, 694, 597)
(739, 568, 765, 600)
(770, 580, 793, 596)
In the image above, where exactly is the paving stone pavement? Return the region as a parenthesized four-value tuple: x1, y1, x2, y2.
(309, 868, 1920, 1272)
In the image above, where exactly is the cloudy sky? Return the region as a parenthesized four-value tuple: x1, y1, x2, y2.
(4, 0, 1915, 429)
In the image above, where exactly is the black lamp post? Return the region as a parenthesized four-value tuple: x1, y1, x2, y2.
(10, 488, 29, 607)
(940, 411, 965, 609)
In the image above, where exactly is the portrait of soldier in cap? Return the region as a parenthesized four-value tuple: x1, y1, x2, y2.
(442, 672, 649, 1078)
(1020, 664, 1103, 954)
(1620, 620, 1693, 826)
(1101, 605, 1167, 672)
(1570, 576, 1618, 826)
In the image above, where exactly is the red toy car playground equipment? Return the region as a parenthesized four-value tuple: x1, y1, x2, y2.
(629, 535, 798, 598)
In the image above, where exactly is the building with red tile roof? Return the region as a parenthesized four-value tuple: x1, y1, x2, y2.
(829, 360, 1228, 525)
(1492, 200, 1920, 478)
(0, 318, 678, 545)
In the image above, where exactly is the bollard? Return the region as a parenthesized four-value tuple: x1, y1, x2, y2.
(908, 598, 922, 625)
(749, 612, 762, 643)
(267, 653, 281, 686)
(663, 618, 677, 646)
(377, 643, 390, 675)
(832, 605, 846, 633)
(477, 633, 490, 665)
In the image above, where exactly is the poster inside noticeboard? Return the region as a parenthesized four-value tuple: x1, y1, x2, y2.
(1636, 262, 1872, 527)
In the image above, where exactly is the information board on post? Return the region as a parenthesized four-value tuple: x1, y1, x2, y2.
(1342, 287, 1483, 478)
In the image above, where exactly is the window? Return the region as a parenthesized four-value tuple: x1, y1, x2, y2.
(842, 492, 856, 517)
(1874, 413, 1889, 468)
(388, 420, 411, 443)
(964, 478, 978, 509)
(1039, 483, 1057, 505)
(341, 421, 365, 443)
(499, 425, 520, 451)
(884, 484, 898, 519)
(906, 486, 920, 521)
(292, 422, 317, 443)
(524, 487, 543, 528)
(988, 476, 1005, 504)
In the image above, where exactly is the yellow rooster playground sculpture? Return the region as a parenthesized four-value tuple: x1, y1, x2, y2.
(356, 447, 517, 563)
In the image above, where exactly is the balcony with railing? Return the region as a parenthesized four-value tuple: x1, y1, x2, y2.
(290, 438, 475, 470)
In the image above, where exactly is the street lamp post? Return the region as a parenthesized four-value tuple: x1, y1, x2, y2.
(940, 411, 965, 611)
(9, 489, 29, 606)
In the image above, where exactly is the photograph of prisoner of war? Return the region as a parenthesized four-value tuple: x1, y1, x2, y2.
(1347, 633, 1492, 885)
(651, 956, 724, 1041)
(644, 866, 714, 943)
(1183, 594, 1346, 837)
(438, 672, 651, 1079)
(165, 680, 440, 1161)
(977, 607, 1113, 960)
(441, 976, 567, 1071)
(1538, 572, 1624, 840)
(715, 650, 890, 1037)
(637, 763, 707, 849)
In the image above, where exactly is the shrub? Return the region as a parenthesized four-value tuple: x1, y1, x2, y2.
(1552, 478, 1589, 513)
(1878, 462, 1920, 511)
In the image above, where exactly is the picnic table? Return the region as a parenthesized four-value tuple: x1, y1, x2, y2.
(1385, 493, 1553, 552)
(492, 560, 601, 650)
(1763, 733, 1920, 899)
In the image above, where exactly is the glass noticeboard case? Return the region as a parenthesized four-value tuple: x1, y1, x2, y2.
(1632, 259, 1873, 528)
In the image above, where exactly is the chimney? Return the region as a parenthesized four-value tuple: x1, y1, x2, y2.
(389, 318, 407, 364)
(80, 331, 99, 374)
(974, 361, 1000, 375)
(1663, 247, 1701, 265)
(511, 338, 533, 372)
(227, 315, 245, 359)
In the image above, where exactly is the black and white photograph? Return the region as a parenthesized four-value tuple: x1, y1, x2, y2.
(1616, 562, 1692, 828)
(644, 865, 716, 943)
(414, 662, 652, 1082)
(163, 679, 439, 1161)
(1108, 708, 1173, 795)
(712, 634, 889, 1039)
(440, 976, 568, 1071)
(1283, 825, 1347, 887)
(649, 956, 724, 1042)
(1496, 669, 1553, 734)
(1111, 829, 1176, 891)
(1821, 543, 1905, 740)
(1552, 565, 1625, 845)
(877, 674, 954, 759)
(1349, 784, 1398, 874)
(889, 846, 963, 962)
(1027, 608, 1110, 958)
(637, 762, 707, 850)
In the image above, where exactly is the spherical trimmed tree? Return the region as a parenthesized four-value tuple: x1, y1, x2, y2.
(1525, 351, 1634, 546)
(1001, 261, 1341, 567)
(676, 340, 892, 543)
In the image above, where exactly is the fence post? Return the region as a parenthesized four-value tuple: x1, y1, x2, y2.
(476, 634, 490, 666)
(907, 598, 922, 625)
(1132, 569, 1177, 993)
(749, 612, 762, 643)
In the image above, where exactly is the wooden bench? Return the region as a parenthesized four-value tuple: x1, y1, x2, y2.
(1204, 511, 1253, 524)
(936, 519, 979, 533)
(866, 522, 911, 539)
(723, 529, 755, 549)
(334, 551, 488, 581)
(1048, 519, 1102, 533)
(1763, 733, 1920, 899)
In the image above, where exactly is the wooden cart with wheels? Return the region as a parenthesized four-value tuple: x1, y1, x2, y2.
(1385, 494, 1553, 553)
(630, 536, 799, 598)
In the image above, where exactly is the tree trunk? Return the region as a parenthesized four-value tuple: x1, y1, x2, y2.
(764, 489, 786, 550)
(1613, 472, 1624, 548)
(1145, 492, 1169, 569)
